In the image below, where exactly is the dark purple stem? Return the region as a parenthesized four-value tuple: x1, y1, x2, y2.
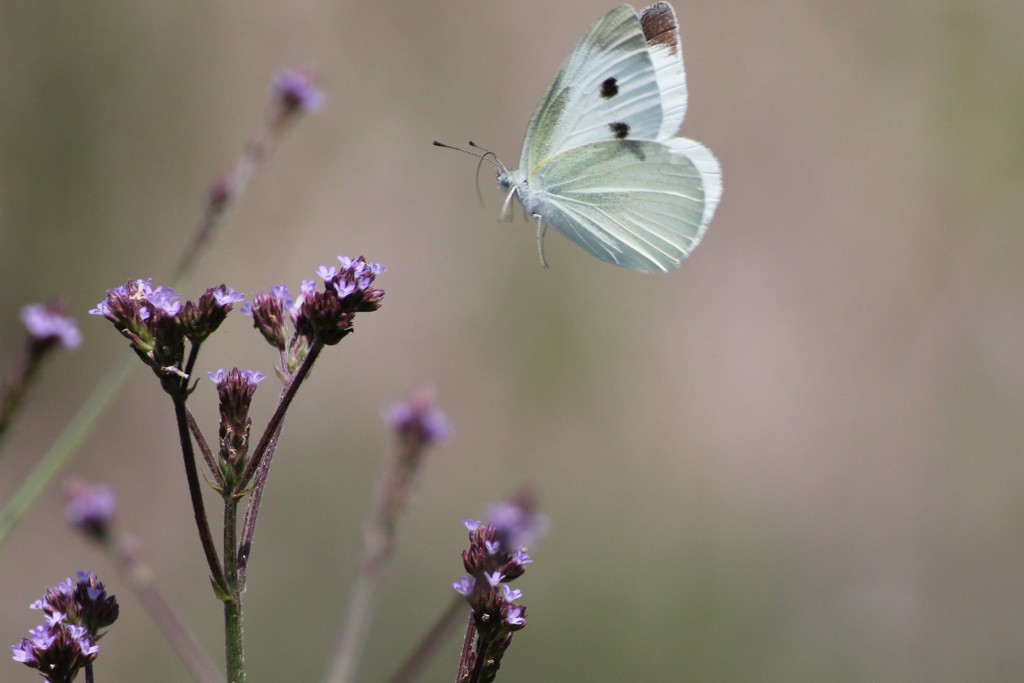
(172, 395, 228, 594)
(0, 340, 43, 440)
(186, 406, 222, 488)
(454, 613, 477, 683)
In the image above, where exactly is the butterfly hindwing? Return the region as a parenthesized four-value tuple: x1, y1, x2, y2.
(665, 137, 722, 228)
(527, 139, 707, 273)
(521, 5, 667, 174)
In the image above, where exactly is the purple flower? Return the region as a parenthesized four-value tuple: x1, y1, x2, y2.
(334, 279, 357, 298)
(316, 265, 338, 280)
(146, 286, 181, 316)
(45, 611, 66, 628)
(502, 585, 522, 602)
(505, 606, 526, 628)
(210, 368, 267, 485)
(208, 368, 266, 386)
(272, 68, 325, 113)
(453, 517, 533, 674)
(21, 302, 81, 350)
(488, 496, 549, 551)
(386, 386, 452, 448)
(12, 573, 117, 681)
(213, 286, 246, 308)
(247, 288, 292, 351)
(297, 280, 316, 302)
(512, 548, 532, 566)
(294, 255, 385, 346)
(246, 260, 384, 380)
(91, 279, 241, 390)
(180, 284, 243, 341)
(64, 480, 117, 541)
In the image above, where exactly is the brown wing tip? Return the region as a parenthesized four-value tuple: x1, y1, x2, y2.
(638, 2, 680, 55)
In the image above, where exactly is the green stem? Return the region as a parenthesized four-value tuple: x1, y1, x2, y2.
(223, 495, 244, 683)
(224, 596, 245, 683)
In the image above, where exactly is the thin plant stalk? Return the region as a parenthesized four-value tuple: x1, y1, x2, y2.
(386, 595, 466, 683)
(328, 570, 379, 683)
(326, 386, 449, 683)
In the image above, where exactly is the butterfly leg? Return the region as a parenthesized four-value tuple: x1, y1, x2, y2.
(500, 186, 518, 222)
(534, 215, 550, 269)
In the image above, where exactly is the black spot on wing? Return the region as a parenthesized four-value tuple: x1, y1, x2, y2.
(600, 77, 619, 99)
(609, 121, 630, 139)
(620, 140, 647, 162)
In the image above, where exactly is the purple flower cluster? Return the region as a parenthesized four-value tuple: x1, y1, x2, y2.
(11, 572, 118, 683)
(64, 481, 118, 542)
(21, 301, 81, 350)
(452, 520, 532, 679)
(486, 497, 549, 553)
(90, 280, 244, 392)
(208, 368, 267, 486)
(247, 256, 385, 354)
(271, 68, 325, 114)
(386, 386, 452, 449)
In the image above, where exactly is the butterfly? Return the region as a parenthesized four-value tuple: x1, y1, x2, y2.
(492, 2, 722, 273)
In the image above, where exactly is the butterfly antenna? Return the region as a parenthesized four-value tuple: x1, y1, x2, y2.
(434, 140, 505, 208)
(469, 142, 506, 207)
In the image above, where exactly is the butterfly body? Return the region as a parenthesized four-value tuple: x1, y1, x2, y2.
(497, 2, 722, 273)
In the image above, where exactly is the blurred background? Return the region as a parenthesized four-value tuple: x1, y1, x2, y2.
(2, 1, 1023, 681)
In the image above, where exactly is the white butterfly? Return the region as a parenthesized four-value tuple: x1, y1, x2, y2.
(495, 2, 722, 273)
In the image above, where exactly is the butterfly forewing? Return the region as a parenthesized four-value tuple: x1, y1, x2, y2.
(529, 139, 706, 273)
(638, 2, 688, 137)
(521, 5, 667, 174)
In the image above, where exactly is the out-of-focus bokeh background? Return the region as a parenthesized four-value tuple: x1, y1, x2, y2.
(2, 1, 1023, 681)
